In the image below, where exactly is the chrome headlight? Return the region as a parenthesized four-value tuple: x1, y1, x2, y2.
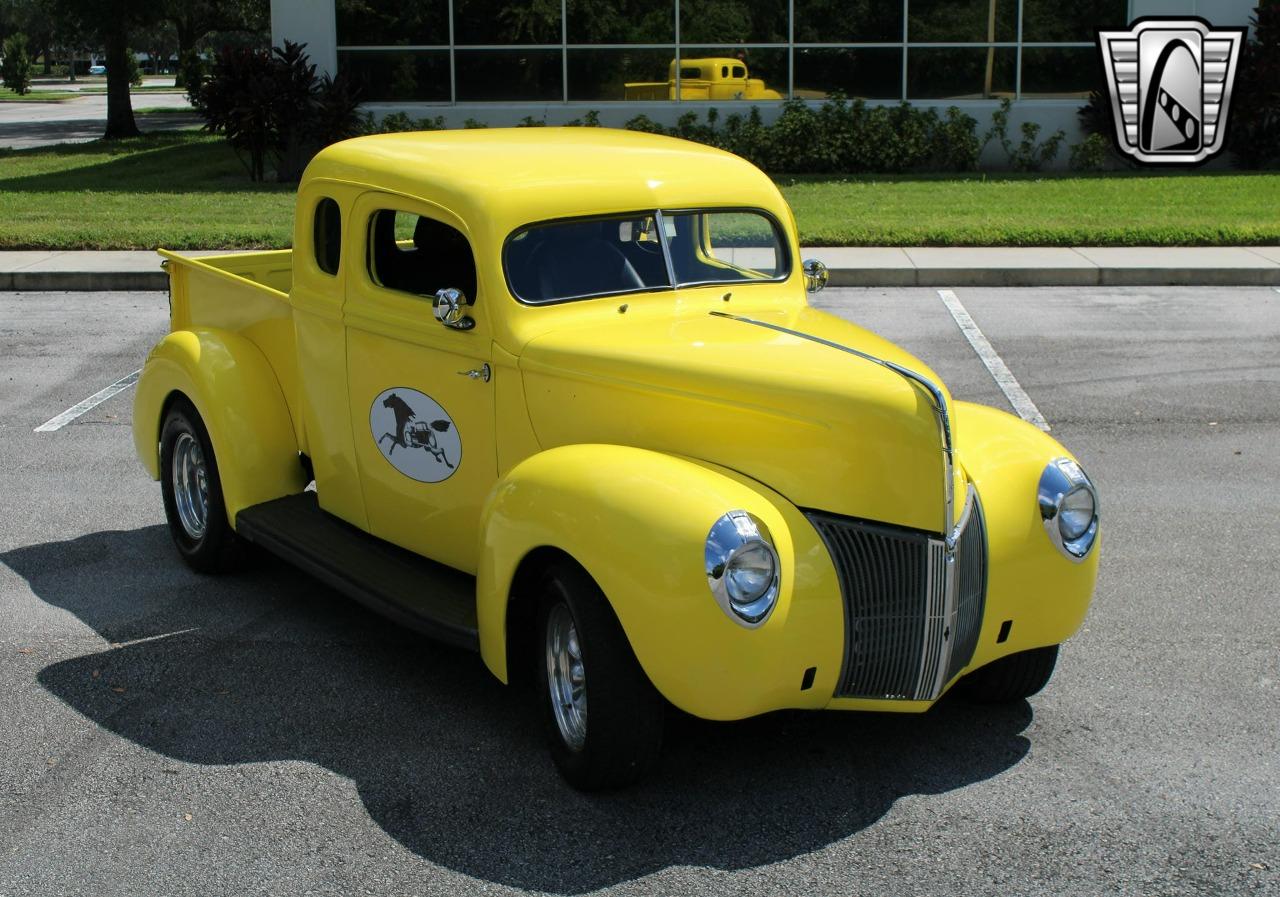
(1038, 457, 1099, 561)
(705, 511, 780, 627)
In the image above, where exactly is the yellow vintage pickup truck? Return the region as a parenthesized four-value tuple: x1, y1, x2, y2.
(134, 129, 1099, 790)
(624, 57, 783, 100)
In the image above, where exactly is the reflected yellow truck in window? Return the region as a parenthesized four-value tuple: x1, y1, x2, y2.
(133, 129, 1099, 791)
(624, 57, 783, 100)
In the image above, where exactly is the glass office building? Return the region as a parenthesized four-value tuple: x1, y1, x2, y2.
(270, 0, 1256, 124)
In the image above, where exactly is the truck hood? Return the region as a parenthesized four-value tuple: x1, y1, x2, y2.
(518, 305, 956, 533)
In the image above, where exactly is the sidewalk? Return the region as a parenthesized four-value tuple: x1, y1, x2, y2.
(3, 247, 1279, 291)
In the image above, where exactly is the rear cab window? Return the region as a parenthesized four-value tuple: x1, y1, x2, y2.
(313, 197, 342, 275)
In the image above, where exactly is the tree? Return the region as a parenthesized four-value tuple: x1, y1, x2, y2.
(134, 19, 177, 75)
(1, 0, 50, 73)
(1, 31, 32, 94)
(50, 0, 161, 137)
(161, 0, 267, 87)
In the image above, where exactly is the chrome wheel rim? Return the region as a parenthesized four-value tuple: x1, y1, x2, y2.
(171, 431, 210, 540)
(545, 603, 587, 752)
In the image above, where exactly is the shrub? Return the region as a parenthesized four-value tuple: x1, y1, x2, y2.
(191, 40, 363, 182)
(1069, 133, 1111, 172)
(1077, 89, 1112, 138)
(178, 49, 207, 96)
(619, 97, 991, 175)
(1, 33, 33, 95)
(125, 49, 142, 87)
(372, 111, 446, 133)
(764, 99, 823, 171)
(718, 107, 772, 167)
(1231, 2, 1280, 169)
(563, 110, 602, 127)
(931, 106, 985, 172)
(622, 113, 666, 134)
(987, 97, 1065, 171)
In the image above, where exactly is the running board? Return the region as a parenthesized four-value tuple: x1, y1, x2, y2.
(235, 493, 479, 651)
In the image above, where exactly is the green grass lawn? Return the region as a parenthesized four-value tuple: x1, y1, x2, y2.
(0, 87, 80, 102)
(76, 85, 185, 95)
(781, 174, 1280, 246)
(0, 134, 294, 250)
(0, 132, 1277, 250)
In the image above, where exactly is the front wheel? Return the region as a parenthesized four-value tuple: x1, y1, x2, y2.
(534, 561, 664, 790)
(956, 644, 1060, 704)
(159, 398, 244, 574)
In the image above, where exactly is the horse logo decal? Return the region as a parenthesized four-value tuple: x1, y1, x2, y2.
(369, 387, 462, 483)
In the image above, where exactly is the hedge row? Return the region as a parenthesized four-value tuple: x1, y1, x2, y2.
(373, 95, 1090, 174)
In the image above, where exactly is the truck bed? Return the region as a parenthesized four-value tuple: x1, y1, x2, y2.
(158, 248, 301, 450)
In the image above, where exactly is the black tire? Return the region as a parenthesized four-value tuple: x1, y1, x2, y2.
(956, 644, 1060, 704)
(533, 560, 664, 791)
(159, 398, 244, 574)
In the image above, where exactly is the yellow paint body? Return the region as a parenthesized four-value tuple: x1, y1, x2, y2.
(133, 129, 1098, 721)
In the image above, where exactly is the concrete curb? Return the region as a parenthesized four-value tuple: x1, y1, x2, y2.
(827, 267, 1280, 288)
(2, 271, 170, 291)
(3, 247, 1280, 291)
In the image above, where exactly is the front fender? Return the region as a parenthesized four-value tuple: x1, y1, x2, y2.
(954, 401, 1100, 673)
(132, 328, 307, 525)
(476, 444, 845, 720)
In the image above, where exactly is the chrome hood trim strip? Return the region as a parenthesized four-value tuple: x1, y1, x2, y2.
(709, 310, 956, 537)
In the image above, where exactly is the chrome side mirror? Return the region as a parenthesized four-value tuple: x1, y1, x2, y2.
(803, 258, 829, 293)
(433, 288, 475, 331)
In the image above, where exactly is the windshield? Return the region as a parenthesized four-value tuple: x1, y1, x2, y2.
(504, 209, 790, 305)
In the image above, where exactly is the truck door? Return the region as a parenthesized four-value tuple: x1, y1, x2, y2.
(344, 192, 496, 575)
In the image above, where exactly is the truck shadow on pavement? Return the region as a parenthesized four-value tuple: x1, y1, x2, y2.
(6, 526, 1034, 894)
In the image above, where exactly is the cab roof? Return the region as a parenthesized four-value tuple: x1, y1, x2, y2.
(304, 128, 787, 242)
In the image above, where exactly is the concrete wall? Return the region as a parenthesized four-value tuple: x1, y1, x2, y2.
(1131, 0, 1258, 30)
(270, 0, 336, 77)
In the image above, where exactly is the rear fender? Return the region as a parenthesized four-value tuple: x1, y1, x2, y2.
(133, 328, 307, 525)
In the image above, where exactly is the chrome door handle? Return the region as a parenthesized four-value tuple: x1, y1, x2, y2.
(457, 363, 491, 383)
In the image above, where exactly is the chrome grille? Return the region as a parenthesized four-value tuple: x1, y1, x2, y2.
(807, 498, 987, 701)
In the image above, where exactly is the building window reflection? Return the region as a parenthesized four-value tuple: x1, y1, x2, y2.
(334, 0, 1108, 104)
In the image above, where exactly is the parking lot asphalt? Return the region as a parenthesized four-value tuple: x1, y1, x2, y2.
(1, 287, 1277, 896)
(0, 93, 197, 150)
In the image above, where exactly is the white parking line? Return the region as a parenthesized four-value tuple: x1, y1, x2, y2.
(936, 289, 1051, 432)
(34, 369, 141, 433)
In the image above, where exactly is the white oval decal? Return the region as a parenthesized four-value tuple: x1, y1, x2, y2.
(369, 387, 462, 483)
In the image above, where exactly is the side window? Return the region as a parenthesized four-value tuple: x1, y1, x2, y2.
(721, 65, 729, 78)
(313, 198, 342, 276)
(367, 209, 478, 303)
(732, 65, 745, 79)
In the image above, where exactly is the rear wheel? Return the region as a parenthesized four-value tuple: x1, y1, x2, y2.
(534, 561, 664, 790)
(957, 644, 1059, 704)
(159, 399, 243, 574)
